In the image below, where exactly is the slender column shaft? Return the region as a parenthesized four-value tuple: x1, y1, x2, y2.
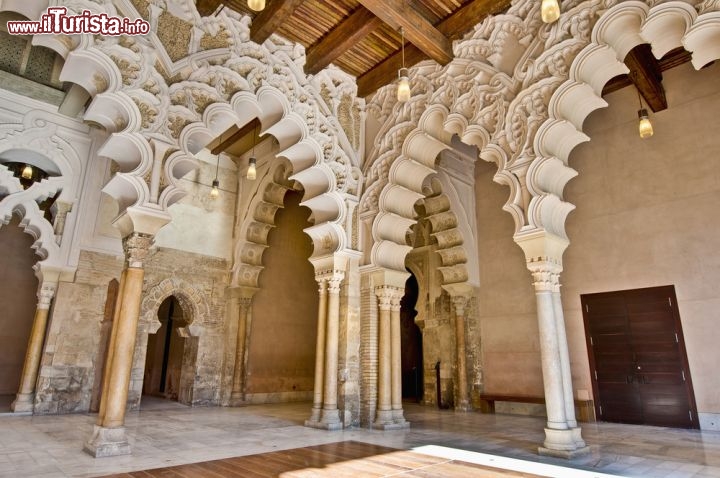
(376, 299, 391, 420)
(320, 275, 342, 425)
(535, 287, 568, 430)
(97, 269, 127, 424)
(552, 289, 577, 428)
(390, 295, 404, 420)
(230, 298, 251, 401)
(11, 282, 56, 412)
(309, 280, 328, 422)
(453, 296, 469, 411)
(101, 266, 145, 428)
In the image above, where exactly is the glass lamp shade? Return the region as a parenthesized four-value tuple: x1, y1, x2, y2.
(247, 157, 257, 180)
(21, 164, 33, 180)
(638, 109, 654, 139)
(541, 0, 560, 23)
(397, 69, 410, 102)
(248, 0, 265, 11)
(210, 179, 220, 199)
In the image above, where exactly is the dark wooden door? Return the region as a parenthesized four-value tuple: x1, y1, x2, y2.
(582, 286, 698, 428)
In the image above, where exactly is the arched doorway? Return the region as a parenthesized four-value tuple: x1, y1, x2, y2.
(400, 273, 423, 402)
(143, 296, 187, 402)
(0, 215, 39, 411)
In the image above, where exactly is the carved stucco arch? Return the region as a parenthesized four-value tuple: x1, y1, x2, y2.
(139, 277, 211, 337)
(232, 162, 297, 287)
(531, 0, 720, 241)
(178, 87, 348, 259)
(368, 105, 471, 286)
(0, 113, 88, 268)
(364, 0, 720, 273)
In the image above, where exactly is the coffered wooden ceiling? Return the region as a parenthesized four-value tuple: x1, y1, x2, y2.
(196, 0, 512, 97)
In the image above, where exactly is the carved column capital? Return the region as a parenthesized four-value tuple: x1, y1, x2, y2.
(375, 285, 402, 311)
(327, 271, 345, 295)
(37, 282, 57, 310)
(527, 261, 562, 293)
(316, 277, 328, 295)
(238, 297, 253, 314)
(122, 232, 153, 268)
(451, 294, 470, 317)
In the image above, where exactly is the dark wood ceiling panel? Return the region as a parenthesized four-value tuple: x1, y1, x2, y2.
(199, 0, 512, 95)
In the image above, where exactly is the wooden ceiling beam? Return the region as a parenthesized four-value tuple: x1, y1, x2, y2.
(624, 43, 667, 112)
(357, 0, 512, 97)
(196, 0, 223, 17)
(250, 0, 306, 45)
(210, 118, 260, 155)
(357, 0, 453, 65)
(602, 47, 691, 98)
(305, 7, 382, 76)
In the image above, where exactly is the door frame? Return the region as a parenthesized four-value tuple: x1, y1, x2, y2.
(581, 285, 700, 428)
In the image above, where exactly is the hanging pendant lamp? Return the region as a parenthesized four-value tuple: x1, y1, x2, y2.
(248, 0, 265, 12)
(397, 28, 410, 102)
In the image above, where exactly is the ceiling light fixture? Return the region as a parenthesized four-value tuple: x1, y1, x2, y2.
(210, 155, 220, 199)
(247, 0, 265, 12)
(397, 27, 410, 103)
(247, 124, 258, 181)
(21, 164, 33, 180)
(636, 86, 653, 139)
(541, 0, 561, 23)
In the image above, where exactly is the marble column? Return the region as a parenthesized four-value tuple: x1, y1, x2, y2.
(319, 273, 343, 429)
(452, 295, 470, 412)
(529, 262, 589, 458)
(306, 278, 328, 425)
(552, 283, 585, 447)
(516, 231, 588, 458)
(11, 281, 57, 413)
(390, 293, 407, 425)
(374, 287, 393, 427)
(84, 232, 152, 458)
(230, 297, 253, 405)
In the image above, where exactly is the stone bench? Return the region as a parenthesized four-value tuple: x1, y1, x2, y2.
(479, 394, 595, 422)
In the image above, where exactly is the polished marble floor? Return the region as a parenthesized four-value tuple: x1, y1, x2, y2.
(0, 399, 719, 477)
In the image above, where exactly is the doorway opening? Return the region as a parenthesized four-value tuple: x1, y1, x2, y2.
(143, 296, 187, 403)
(582, 285, 698, 428)
(400, 273, 423, 402)
(0, 215, 39, 412)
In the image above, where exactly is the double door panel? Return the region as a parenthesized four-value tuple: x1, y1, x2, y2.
(582, 286, 698, 428)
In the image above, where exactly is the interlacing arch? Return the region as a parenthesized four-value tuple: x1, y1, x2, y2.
(532, 0, 720, 241)
(34, 0, 359, 253)
(363, 0, 720, 267)
(232, 163, 296, 288)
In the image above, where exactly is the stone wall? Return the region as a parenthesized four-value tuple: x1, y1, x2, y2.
(34, 251, 124, 414)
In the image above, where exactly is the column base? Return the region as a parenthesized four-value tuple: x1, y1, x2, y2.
(10, 393, 34, 413)
(374, 409, 409, 429)
(308, 408, 341, 430)
(83, 425, 131, 458)
(538, 427, 590, 459)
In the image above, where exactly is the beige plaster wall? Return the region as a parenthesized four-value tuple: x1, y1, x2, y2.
(474, 160, 542, 396)
(246, 190, 318, 395)
(473, 61, 720, 428)
(563, 61, 720, 427)
(0, 216, 39, 395)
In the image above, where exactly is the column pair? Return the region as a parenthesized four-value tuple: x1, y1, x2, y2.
(374, 285, 408, 429)
(305, 271, 344, 430)
(229, 288, 255, 406)
(84, 232, 153, 458)
(516, 232, 588, 458)
(11, 280, 57, 412)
